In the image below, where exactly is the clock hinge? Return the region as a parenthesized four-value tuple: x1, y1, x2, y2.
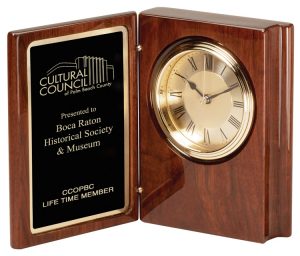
(136, 43, 142, 197)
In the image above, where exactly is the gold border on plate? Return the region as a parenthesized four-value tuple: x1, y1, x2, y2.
(27, 26, 129, 234)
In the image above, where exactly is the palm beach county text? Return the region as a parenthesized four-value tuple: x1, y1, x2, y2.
(43, 106, 113, 156)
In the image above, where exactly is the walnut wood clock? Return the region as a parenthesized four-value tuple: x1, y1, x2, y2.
(8, 7, 293, 248)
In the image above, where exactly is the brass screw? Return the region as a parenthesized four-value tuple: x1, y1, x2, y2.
(137, 187, 143, 194)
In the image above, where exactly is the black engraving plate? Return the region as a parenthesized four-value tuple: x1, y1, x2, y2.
(27, 27, 129, 233)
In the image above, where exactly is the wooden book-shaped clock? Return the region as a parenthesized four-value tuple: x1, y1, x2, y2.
(8, 7, 293, 248)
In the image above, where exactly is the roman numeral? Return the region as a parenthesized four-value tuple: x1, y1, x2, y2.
(220, 128, 228, 140)
(159, 89, 164, 94)
(204, 54, 213, 71)
(173, 105, 185, 114)
(204, 128, 210, 144)
(233, 100, 244, 108)
(228, 115, 241, 129)
(169, 91, 182, 98)
(220, 65, 226, 76)
(173, 105, 186, 119)
(186, 120, 195, 134)
(188, 57, 198, 71)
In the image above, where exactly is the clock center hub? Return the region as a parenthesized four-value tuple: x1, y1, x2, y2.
(184, 71, 232, 128)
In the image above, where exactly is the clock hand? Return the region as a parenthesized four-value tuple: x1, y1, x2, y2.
(206, 83, 239, 101)
(191, 83, 205, 98)
(175, 72, 204, 97)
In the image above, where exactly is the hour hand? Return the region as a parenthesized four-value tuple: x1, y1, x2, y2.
(188, 80, 204, 98)
(175, 72, 204, 97)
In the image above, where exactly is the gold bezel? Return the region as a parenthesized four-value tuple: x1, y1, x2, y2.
(150, 38, 255, 161)
(27, 26, 129, 234)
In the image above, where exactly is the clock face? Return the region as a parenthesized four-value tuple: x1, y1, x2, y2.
(151, 39, 255, 160)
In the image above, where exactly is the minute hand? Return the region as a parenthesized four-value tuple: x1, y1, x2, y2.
(207, 83, 239, 101)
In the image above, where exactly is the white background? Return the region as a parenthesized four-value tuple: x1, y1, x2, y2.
(0, 0, 298, 255)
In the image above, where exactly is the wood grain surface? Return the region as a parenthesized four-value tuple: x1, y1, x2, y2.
(8, 7, 294, 247)
(8, 12, 138, 248)
(139, 7, 293, 243)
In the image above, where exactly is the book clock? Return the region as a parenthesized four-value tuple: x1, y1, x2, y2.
(8, 8, 293, 248)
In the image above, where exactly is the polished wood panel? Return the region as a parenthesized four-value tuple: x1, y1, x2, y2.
(8, 12, 138, 248)
(139, 8, 293, 242)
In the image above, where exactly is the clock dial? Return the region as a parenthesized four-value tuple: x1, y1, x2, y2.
(152, 39, 255, 160)
(166, 51, 244, 152)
